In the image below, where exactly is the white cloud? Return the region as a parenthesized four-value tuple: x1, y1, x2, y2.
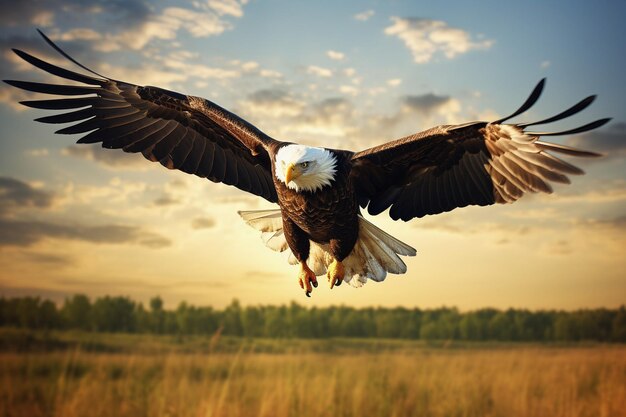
(208, 0, 248, 17)
(97, 63, 188, 88)
(230, 59, 282, 78)
(163, 59, 240, 80)
(387, 78, 402, 87)
(59, 28, 102, 42)
(354, 10, 375, 21)
(384, 17, 494, 64)
(259, 69, 282, 78)
(307, 65, 333, 78)
(327, 50, 345, 61)
(367, 86, 387, 96)
(241, 61, 260, 71)
(541, 60, 551, 69)
(25, 149, 50, 157)
(57, 1, 249, 52)
(343, 68, 356, 77)
(339, 85, 359, 96)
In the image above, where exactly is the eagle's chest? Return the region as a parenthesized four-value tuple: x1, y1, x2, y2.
(275, 178, 357, 241)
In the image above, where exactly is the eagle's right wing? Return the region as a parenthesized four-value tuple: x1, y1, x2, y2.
(4, 30, 279, 203)
(350, 79, 609, 221)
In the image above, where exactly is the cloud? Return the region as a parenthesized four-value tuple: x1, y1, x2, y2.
(354, 10, 375, 21)
(546, 240, 572, 255)
(0, 0, 146, 28)
(387, 78, 402, 87)
(240, 88, 305, 117)
(20, 251, 75, 267)
(307, 65, 333, 78)
(59, 28, 103, 42)
(545, 183, 626, 204)
(0, 85, 34, 111)
(384, 17, 494, 64)
(259, 69, 282, 78)
(208, 0, 248, 17)
(0, 218, 171, 248)
(160, 59, 240, 80)
(327, 50, 345, 61)
(229, 59, 283, 79)
(292, 97, 357, 138)
(0, 176, 56, 215)
(565, 122, 626, 160)
(25, 148, 50, 157)
(339, 85, 359, 96)
(39, 1, 249, 52)
(577, 215, 626, 231)
(349, 92, 463, 139)
(153, 195, 180, 207)
(61, 145, 149, 170)
(191, 217, 216, 229)
(402, 93, 459, 116)
(238, 86, 359, 141)
(0, 175, 170, 249)
(245, 270, 283, 281)
(417, 218, 535, 238)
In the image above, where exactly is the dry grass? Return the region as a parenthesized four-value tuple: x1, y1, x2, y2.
(0, 342, 625, 417)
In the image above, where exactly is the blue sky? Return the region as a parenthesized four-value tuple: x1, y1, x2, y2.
(0, 0, 624, 309)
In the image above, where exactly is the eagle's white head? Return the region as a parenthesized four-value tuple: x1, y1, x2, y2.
(274, 144, 337, 193)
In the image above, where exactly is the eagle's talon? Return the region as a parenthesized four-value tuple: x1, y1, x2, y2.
(327, 259, 345, 289)
(298, 261, 317, 296)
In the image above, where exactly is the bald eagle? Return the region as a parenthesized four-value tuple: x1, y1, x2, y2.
(4, 31, 609, 296)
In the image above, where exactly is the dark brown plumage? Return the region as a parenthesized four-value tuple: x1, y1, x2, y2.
(3, 30, 610, 295)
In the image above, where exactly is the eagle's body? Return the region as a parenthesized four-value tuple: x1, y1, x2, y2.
(4, 31, 610, 296)
(274, 147, 358, 260)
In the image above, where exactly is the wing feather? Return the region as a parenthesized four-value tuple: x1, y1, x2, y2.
(351, 79, 606, 220)
(3, 31, 279, 203)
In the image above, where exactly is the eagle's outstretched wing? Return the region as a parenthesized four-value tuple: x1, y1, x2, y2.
(3, 30, 279, 203)
(350, 79, 610, 221)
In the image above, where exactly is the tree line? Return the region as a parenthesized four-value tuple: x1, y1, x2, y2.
(1, 295, 625, 342)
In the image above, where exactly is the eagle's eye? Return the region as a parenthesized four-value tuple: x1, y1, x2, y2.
(300, 162, 309, 169)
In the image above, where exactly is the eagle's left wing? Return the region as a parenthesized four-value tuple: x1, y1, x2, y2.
(350, 79, 610, 221)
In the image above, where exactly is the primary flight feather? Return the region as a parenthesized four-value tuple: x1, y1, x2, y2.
(4, 30, 610, 296)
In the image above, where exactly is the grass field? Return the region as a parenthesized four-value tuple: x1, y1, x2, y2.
(0, 330, 624, 417)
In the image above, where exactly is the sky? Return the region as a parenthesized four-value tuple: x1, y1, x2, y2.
(0, 0, 624, 310)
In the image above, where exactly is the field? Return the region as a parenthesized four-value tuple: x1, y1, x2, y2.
(0, 330, 625, 417)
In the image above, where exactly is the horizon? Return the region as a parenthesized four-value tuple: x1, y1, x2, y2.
(2, 292, 626, 313)
(0, 0, 625, 311)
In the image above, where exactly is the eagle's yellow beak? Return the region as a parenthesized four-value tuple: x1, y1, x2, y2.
(285, 163, 301, 184)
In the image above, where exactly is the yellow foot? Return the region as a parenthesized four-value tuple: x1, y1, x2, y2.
(298, 262, 318, 297)
(327, 259, 345, 289)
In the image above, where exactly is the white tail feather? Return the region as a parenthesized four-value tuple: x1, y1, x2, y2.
(238, 209, 416, 287)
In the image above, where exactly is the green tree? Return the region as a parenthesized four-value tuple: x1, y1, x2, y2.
(62, 294, 92, 330)
(149, 296, 165, 334)
(91, 296, 136, 332)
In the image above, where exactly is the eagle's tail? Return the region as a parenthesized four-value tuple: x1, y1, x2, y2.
(238, 209, 416, 287)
